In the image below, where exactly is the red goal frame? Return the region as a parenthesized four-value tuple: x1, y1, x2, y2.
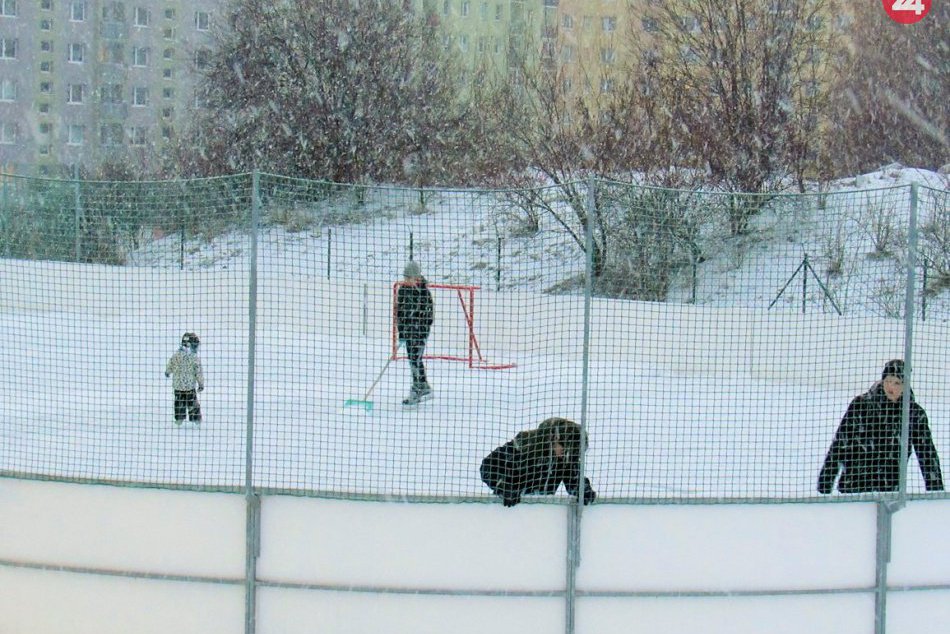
(391, 282, 515, 370)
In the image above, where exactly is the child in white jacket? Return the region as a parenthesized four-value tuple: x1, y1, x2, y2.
(165, 332, 204, 425)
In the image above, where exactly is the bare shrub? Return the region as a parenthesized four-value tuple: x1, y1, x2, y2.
(857, 195, 899, 257)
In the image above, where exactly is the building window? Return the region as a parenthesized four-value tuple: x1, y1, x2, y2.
(103, 42, 123, 64)
(0, 0, 16, 18)
(41, 40, 53, 52)
(40, 81, 52, 93)
(67, 124, 85, 145)
(161, 125, 173, 140)
(480, 1, 487, 20)
(40, 60, 53, 72)
(194, 48, 210, 69)
(164, 8, 174, 20)
(100, 123, 123, 146)
(129, 126, 147, 146)
(442, 1, 449, 16)
(495, 3, 502, 21)
(561, 45, 574, 63)
(41, 0, 52, 10)
(67, 83, 84, 103)
(100, 83, 123, 103)
(103, 2, 125, 22)
(132, 46, 149, 66)
(642, 17, 658, 33)
(161, 106, 172, 118)
(680, 15, 700, 33)
(0, 121, 17, 144)
(459, 34, 468, 52)
(461, 1, 470, 17)
(195, 10, 209, 31)
(39, 122, 52, 135)
(68, 43, 84, 63)
(132, 86, 148, 106)
(602, 16, 616, 32)
(0, 78, 15, 101)
(562, 14, 573, 29)
(680, 45, 699, 64)
(133, 6, 149, 27)
(163, 47, 173, 60)
(601, 48, 615, 64)
(162, 87, 174, 99)
(0, 37, 17, 59)
(162, 26, 174, 39)
(70, 1, 85, 21)
(162, 67, 173, 79)
(38, 102, 49, 113)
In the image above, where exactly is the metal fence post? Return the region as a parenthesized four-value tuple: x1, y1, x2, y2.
(245, 171, 262, 634)
(73, 170, 82, 262)
(566, 176, 596, 634)
(899, 183, 919, 504)
(874, 502, 893, 634)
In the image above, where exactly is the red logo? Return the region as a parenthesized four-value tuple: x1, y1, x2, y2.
(882, 0, 932, 24)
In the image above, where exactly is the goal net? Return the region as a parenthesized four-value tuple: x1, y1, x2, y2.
(390, 282, 515, 370)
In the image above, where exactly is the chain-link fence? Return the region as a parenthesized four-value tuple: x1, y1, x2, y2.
(0, 171, 947, 502)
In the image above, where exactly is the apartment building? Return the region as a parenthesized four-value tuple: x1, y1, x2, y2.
(555, 0, 632, 98)
(0, 0, 221, 176)
(432, 0, 637, 104)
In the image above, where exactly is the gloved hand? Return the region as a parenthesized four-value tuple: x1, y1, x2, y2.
(198, 386, 204, 392)
(583, 487, 597, 505)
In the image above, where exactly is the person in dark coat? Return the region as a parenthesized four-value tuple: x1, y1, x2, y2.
(818, 359, 944, 494)
(481, 417, 597, 507)
(396, 260, 434, 406)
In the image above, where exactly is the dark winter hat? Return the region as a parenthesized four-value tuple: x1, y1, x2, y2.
(882, 359, 904, 380)
(403, 260, 422, 278)
(539, 417, 588, 455)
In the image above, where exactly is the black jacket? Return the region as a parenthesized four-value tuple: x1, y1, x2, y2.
(396, 280, 433, 343)
(818, 383, 944, 494)
(481, 418, 596, 507)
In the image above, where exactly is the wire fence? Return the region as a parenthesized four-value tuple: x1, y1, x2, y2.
(0, 171, 947, 503)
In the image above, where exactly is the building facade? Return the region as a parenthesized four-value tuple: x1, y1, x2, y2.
(0, 0, 220, 176)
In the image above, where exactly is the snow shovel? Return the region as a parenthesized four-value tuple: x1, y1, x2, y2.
(344, 356, 394, 411)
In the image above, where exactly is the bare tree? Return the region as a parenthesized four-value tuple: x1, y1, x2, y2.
(635, 0, 840, 231)
(826, 3, 949, 175)
(168, 0, 507, 185)
(487, 56, 636, 277)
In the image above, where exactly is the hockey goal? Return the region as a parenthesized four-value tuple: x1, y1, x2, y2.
(391, 282, 515, 370)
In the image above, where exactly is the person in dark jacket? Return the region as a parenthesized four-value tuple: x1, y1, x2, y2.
(481, 417, 597, 507)
(396, 260, 434, 406)
(818, 359, 944, 494)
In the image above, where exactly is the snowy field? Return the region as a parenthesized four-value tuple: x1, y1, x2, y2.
(1, 262, 948, 500)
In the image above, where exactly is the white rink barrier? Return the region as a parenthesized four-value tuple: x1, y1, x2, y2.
(2, 478, 949, 634)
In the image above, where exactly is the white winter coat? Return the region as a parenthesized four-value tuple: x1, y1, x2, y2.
(165, 347, 204, 391)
